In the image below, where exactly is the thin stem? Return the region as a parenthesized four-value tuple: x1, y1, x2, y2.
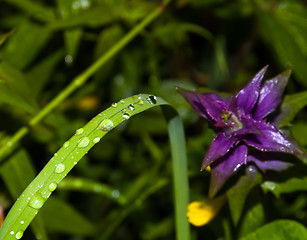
(0, 1, 170, 162)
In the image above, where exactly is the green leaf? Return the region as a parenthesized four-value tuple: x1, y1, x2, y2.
(0, 61, 37, 113)
(261, 176, 307, 198)
(58, 176, 127, 204)
(48, 5, 117, 29)
(1, 20, 52, 70)
(227, 166, 262, 225)
(26, 49, 64, 97)
(0, 94, 190, 240)
(2, 0, 55, 22)
(40, 196, 95, 236)
(237, 202, 265, 238)
(258, 3, 307, 87)
(275, 91, 307, 127)
(240, 220, 307, 240)
(0, 148, 48, 239)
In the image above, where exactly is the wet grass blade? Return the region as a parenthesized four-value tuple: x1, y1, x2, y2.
(0, 94, 190, 240)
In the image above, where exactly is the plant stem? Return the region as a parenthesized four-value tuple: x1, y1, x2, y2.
(0, 1, 170, 163)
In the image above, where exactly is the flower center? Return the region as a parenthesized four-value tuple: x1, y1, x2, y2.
(220, 111, 243, 133)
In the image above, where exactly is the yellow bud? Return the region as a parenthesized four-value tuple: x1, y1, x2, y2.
(187, 195, 226, 227)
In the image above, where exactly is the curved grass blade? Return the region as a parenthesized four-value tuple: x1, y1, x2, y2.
(0, 94, 168, 239)
(0, 94, 167, 240)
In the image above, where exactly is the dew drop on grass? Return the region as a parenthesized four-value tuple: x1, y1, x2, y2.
(120, 100, 125, 104)
(65, 55, 73, 65)
(63, 141, 69, 148)
(137, 100, 144, 105)
(10, 231, 14, 235)
(55, 163, 65, 174)
(146, 95, 157, 104)
(111, 189, 120, 199)
(76, 128, 84, 135)
(99, 119, 114, 131)
(93, 137, 100, 144)
(77, 137, 90, 148)
(128, 104, 135, 111)
(15, 231, 23, 239)
(112, 103, 117, 108)
(48, 182, 57, 192)
(123, 113, 130, 120)
(29, 194, 45, 210)
(20, 221, 24, 225)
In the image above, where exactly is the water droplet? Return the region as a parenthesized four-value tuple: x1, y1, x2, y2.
(138, 96, 142, 100)
(55, 163, 65, 174)
(137, 100, 144, 105)
(48, 182, 57, 192)
(127, 104, 135, 111)
(20, 221, 24, 225)
(15, 231, 23, 239)
(63, 141, 69, 148)
(10, 231, 14, 235)
(77, 137, 90, 148)
(93, 137, 100, 144)
(41, 190, 51, 199)
(146, 95, 157, 104)
(112, 102, 117, 108)
(120, 99, 125, 104)
(123, 113, 130, 120)
(65, 55, 73, 65)
(111, 189, 120, 199)
(29, 194, 45, 210)
(99, 119, 114, 131)
(76, 128, 84, 135)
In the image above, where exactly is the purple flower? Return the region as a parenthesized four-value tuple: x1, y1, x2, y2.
(178, 66, 304, 196)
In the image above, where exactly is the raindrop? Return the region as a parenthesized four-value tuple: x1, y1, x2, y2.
(20, 221, 24, 225)
(146, 95, 157, 104)
(63, 141, 69, 148)
(77, 137, 90, 148)
(76, 128, 84, 135)
(40, 190, 51, 200)
(15, 231, 23, 239)
(64, 55, 73, 65)
(122, 113, 130, 120)
(120, 100, 125, 104)
(137, 100, 144, 105)
(127, 104, 135, 111)
(93, 137, 100, 144)
(29, 194, 45, 210)
(111, 102, 117, 108)
(111, 189, 120, 199)
(98, 119, 114, 132)
(55, 163, 65, 174)
(48, 182, 57, 192)
(10, 231, 14, 235)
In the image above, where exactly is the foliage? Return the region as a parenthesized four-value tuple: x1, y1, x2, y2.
(0, 0, 307, 239)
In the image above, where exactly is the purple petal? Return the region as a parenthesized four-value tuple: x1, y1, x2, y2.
(234, 114, 262, 135)
(176, 87, 210, 120)
(209, 144, 248, 197)
(201, 132, 236, 170)
(248, 153, 292, 172)
(235, 66, 268, 113)
(243, 121, 303, 155)
(195, 91, 229, 123)
(254, 70, 290, 120)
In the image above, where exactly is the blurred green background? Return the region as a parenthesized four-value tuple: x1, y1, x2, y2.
(1, 0, 307, 239)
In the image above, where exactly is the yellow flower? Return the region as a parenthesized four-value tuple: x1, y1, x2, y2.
(187, 195, 226, 226)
